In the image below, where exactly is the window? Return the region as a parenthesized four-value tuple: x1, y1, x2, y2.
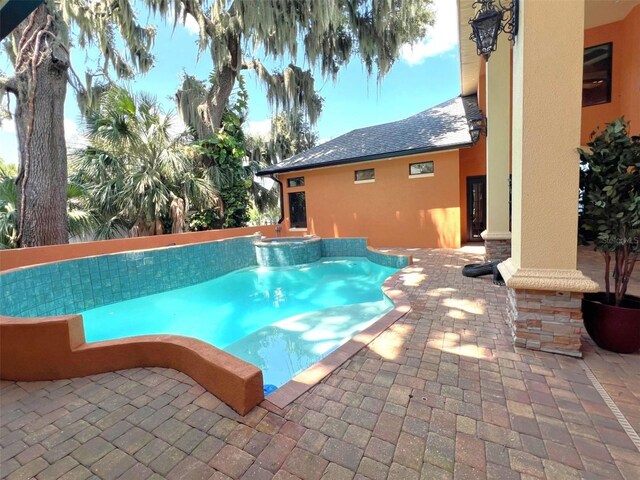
(288, 192, 307, 229)
(409, 161, 434, 177)
(582, 42, 612, 107)
(287, 176, 305, 188)
(354, 168, 375, 183)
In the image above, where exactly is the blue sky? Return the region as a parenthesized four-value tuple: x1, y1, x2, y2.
(0, 0, 460, 164)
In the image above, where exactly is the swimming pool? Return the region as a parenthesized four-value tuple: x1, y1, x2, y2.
(82, 257, 397, 389)
(1, 235, 411, 411)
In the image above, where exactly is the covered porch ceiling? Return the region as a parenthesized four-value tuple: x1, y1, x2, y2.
(457, 0, 640, 96)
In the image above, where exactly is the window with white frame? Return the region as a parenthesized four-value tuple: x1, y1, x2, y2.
(354, 168, 375, 183)
(409, 161, 434, 177)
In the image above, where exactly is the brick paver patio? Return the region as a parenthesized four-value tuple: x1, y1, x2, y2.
(1, 248, 639, 479)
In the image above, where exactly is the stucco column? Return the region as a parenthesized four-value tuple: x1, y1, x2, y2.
(498, 0, 598, 357)
(482, 33, 512, 261)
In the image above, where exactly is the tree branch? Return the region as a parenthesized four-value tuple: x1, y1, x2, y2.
(180, 0, 217, 39)
(0, 76, 19, 95)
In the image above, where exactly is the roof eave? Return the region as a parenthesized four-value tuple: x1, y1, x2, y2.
(256, 141, 475, 176)
(458, 0, 481, 96)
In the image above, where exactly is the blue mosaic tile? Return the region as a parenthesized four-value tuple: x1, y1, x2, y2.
(366, 249, 410, 269)
(0, 234, 407, 319)
(0, 234, 258, 318)
(321, 238, 368, 257)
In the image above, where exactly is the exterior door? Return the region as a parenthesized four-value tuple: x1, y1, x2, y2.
(467, 176, 486, 242)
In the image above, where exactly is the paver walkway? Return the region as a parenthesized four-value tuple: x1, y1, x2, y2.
(1, 248, 639, 480)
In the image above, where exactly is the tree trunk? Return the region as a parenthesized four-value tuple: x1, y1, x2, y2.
(207, 34, 241, 130)
(14, 5, 69, 247)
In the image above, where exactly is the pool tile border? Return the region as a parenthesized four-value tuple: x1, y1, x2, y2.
(263, 268, 413, 409)
(1, 236, 411, 319)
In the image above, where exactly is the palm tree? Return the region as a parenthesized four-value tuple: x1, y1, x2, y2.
(71, 87, 220, 239)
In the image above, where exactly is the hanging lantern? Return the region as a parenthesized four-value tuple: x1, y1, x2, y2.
(469, 0, 519, 61)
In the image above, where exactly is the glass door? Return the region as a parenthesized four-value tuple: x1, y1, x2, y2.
(467, 176, 486, 242)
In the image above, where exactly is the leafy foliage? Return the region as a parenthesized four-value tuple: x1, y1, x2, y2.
(0, 173, 18, 248)
(1, 1, 156, 123)
(0, 0, 157, 247)
(188, 78, 251, 230)
(578, 118, 640, 305)
(71, 87, 221, 239)
(0, 158, 18, 177)
(245, 111, 318, 214)
(190, 134, 251, 229)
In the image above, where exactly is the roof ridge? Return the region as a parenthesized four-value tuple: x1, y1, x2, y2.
(348, 95, 463, 135)
(258, 95, 477, 176)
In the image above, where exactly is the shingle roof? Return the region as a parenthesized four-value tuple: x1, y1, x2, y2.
(257, 95, 480, 176)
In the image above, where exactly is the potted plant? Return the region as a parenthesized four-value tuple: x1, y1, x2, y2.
(578, 118, 640, 353)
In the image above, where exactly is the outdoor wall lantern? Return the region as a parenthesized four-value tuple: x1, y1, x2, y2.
(469, 115, 487, 144)
(469, 0, 519, 60)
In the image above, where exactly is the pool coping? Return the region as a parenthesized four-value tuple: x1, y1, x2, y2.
(261, 263, 413, 410)
(253, 234, 322, 246)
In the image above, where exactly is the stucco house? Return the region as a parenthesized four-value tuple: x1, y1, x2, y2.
(258, 1, 639, 256)
(258, 95, 484, 249)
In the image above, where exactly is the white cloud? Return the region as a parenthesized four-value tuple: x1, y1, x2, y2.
(0, 117, 16, 134)
(0, 117, 20, 165)
(257, 175, 274, 190)
(0, 118, 89, 164)
(64, 118, 88, 150)
(0, 130, 19, 165)
(167, 113, 188, 138)
(183, 13, 200, 35)
(246, 118, 272, 138)
(400, 0, 459, 65)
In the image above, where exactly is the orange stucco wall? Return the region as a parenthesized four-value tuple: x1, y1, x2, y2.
(279, 150, 462, 248)
(582, 5, 640, 142)
(459, 141, 486, 243)
(621, 5, 640, 136)
(460, 67, 488, 243)
(0, 314, 264, 415)
(0, 225, 276, 272)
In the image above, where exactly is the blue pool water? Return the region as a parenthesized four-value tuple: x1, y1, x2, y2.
(82, 257, 398, 389)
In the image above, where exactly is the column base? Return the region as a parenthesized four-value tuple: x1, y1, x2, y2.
(498, 259, 599, 357)
(506, 288, 585, 357)
(481, 231, 511, 262)
(484, 238, 511, 262)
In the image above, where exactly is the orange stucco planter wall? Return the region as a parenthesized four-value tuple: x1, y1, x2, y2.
(0, 314, 263, 415)
(582, 5, 640, 142)
(0, 225, 277, 272)
(278, 150, 463, 249)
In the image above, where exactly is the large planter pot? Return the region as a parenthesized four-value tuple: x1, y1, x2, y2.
(582, 293, 640, 354)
